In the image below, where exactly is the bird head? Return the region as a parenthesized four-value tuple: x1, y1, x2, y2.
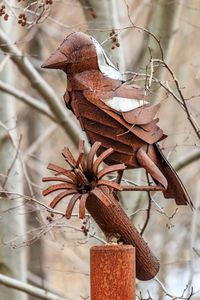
(41, 32, 123, 80)
(41, 32, 97, 73)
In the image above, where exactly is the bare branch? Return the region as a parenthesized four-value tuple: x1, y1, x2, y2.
(0, 273, 69, 300)
(174, 150, 200, 171)
(28, 271, 67, 299)
(2, 134, 22, 188)
(0, 28, 82, 146)
(0, 80, 56, 121)
(187, 182, 200, 296)
(24, 123, 58, 159)
(0, 190, 65, 217)
(122, 1, 164, 60)
(153, 59, 200, 139)
(124, 63, 200, 140)
(154, 277, 194, 300)
(54, 223, 107, 244)
(140, 172, 152, 235)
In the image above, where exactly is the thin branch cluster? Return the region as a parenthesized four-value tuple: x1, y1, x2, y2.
(0, 0, 53, 27)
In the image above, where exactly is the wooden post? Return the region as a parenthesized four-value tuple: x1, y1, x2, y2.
(90, 245, 135, 300)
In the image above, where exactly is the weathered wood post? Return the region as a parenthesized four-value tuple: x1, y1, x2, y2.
(90, 245, 135, 300)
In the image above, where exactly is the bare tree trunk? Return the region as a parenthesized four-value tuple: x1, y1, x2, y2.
(26, 34, 47, 300)
(148, 0, 182, 62)
(142, 0, 183, 100)
(0, 12, 27, 300)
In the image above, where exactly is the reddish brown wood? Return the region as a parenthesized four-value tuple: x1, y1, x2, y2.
(90, 245, 135, 300)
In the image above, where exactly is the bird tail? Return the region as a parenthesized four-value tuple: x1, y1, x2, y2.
(152, 144, 193, 208)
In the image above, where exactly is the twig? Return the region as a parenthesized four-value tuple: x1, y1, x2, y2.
(153, 59, 200, 139)
(123, 1, 164, 60)
(140, 172, 152, 235)
(23, 123, 58, 160)
(154, 277, 200, 299)
(53, 224, 107, 244)
(187, 182, 200, 296)
(123, 67, 200, 139)
(2, 134, 22, 188)
(128, 208, 148, 217)
(0, 190, 65, 217)
(0, 118, 36, 197)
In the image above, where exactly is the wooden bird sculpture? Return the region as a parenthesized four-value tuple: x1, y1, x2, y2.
(42, 32, 193, 281)
(42, 31, 192, 207)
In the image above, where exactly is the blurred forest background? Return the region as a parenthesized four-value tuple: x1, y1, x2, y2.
(0, 0, 200, 299)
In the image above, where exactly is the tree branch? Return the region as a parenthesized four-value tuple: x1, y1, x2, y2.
(153, 59, 200, 139)
(140, 172, 152, 236)
(0, 190, 65, 217)
(0, 28, 82, 146)
(0, 80, 56, 121)
(0, 273, 69, 300)
(174, 150, 200, 172)
(154, 276, 199, 300)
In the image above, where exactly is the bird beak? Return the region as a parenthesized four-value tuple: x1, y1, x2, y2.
(41, 50, 67, 69)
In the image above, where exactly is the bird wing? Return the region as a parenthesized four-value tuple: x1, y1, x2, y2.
(98, 84, 161, 126)
(82, 89, 164, 145)
(71, 71, 165, 144)
(102, 85, 148, 113)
